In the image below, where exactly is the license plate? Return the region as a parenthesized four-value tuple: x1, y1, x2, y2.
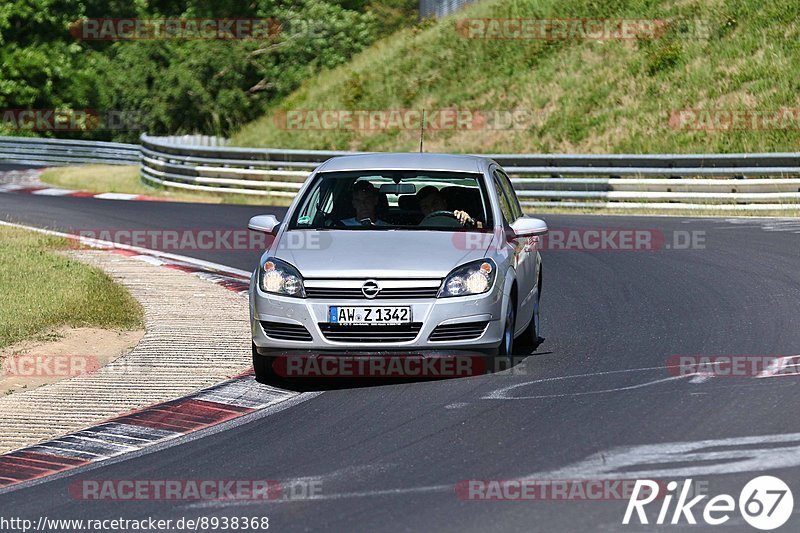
(328, 306, 411, 325)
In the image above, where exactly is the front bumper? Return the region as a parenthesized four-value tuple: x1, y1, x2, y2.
(250, 280, 505, 357)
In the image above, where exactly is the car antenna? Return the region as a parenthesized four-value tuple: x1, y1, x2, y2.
(419, 109, 425, 153)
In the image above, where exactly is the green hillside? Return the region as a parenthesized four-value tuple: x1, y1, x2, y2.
(232, 0, 800, 154)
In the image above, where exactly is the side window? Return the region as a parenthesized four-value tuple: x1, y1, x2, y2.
(295, 179, 335, 227)
(496, 169, 522, 220)
(492, 172, 514, 225)
(295, 184, 322, 226)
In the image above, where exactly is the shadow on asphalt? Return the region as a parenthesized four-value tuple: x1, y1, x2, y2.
(259, 344, 552, 393)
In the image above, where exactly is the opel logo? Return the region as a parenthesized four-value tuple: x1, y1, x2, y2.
(362, 280, 381, 299)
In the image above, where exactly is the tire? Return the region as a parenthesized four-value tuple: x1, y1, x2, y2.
(494, 296, 516, 371)
(519, 270, 542, 348)
(252, 343, 277, 383)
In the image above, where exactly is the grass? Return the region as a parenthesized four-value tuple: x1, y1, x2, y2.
(40, 165, 293, 206)
(231, 0, 800, 154)
(0, 225, 144, 350)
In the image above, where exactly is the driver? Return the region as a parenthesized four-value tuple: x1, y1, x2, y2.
(416, 186, 482, 228)
(341, 180, 389, 226)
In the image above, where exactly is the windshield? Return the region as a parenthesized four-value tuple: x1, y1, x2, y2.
(288, 170, 494, 231)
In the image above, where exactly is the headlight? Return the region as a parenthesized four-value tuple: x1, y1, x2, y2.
(438, 259, 496, 298)
(259, 257, 305, 298)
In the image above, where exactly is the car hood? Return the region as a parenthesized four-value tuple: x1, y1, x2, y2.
(273, 230, 495, 279)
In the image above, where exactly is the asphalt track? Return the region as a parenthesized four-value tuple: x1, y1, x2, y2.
(1, 180, 800, 531)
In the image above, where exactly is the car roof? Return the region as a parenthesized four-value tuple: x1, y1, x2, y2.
(316, 152, 493, 173)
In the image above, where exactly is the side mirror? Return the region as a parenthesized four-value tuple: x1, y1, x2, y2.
(248, 215, 281, 234)
(510, 216, 548, 237)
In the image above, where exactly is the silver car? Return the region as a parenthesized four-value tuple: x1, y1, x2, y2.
(247, 153, 547, 381)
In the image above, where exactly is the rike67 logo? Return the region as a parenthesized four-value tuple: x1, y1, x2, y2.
(624, 476, 793, 530)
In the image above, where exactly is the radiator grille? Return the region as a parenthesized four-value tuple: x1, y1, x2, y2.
(318, 323, 423, 343)
(305, 286, 439, 299)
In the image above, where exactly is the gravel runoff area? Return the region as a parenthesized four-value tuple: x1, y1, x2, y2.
(0, 249, 253, 453)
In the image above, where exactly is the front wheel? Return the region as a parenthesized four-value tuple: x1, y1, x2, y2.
(519, 270, 542, 348)
(493, 298, 516, 371)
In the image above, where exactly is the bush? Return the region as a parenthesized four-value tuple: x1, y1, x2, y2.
(0, 0, 408, 141)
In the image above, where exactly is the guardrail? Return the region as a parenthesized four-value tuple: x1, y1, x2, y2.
(139, 134, 800, 210)
(0, 136, 139, 166)
(419, 0, 481, 19)
(1, 134, 798, 210)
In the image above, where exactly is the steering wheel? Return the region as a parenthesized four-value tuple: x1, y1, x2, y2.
(420, 210, 461, 228)
(425, 210, 458, 220)
(322, 215, 346, 228)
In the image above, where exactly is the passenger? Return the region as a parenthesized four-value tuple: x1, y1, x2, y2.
(341, 180, 389, 226)
(416, 185, 482, 228)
